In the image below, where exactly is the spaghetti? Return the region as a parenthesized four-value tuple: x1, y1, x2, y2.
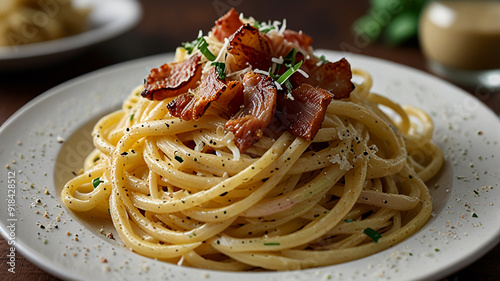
(61, 10, 443, 271)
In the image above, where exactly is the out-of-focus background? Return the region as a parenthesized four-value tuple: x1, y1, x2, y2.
(0, 0, 499, 280)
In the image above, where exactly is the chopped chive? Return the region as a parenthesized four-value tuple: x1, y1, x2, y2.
(263, 242, 280, 246)
(130, 113, 134, 122)
(344, 218, 353, 223)
(472, 213, 478, 218)
(259, 26, 275, 33)
(268, 66, 278, 80)
(318, 54, 329, 64)
(175, 155, 184, 163)
(284, 79, 293, 93)
(211, 62, 226, 80)
(363, 227, 382, 243)
(92, 177, 103, 188)
(252, 20, 275, 33)
(276, 60, 303, 85)
(181, 40, 197, 54)
(197, 37, 216, 61)
(283, 48, 297, 66)
(181, 33, 216, 61)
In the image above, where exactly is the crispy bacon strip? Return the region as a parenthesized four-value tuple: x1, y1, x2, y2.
(211, 80, 244, 117)
(211, 8, 243, 42)
(283, 30, 313, 52)
(167, 67, 228, 120)
(226, 24, 272, 72)
(225, 72, 277, 152)
(141, 55, 202, 101)
(276, 84, 332, 140)
(291, 58, 354, 99)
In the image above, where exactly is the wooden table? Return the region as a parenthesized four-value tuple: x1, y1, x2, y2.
(1, 0, 499, 280)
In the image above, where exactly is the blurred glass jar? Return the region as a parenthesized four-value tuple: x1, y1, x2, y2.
(419, 0, 500, 89)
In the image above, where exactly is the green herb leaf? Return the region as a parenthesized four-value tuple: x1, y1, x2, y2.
(284, 79, 293, 94)
(181, 39, 198, 54)
(252, 20, 275, 33)
(252, 20, 263, 29)
(344, 218, 353, 223)
(268, 66, 278, 80)
(274, 48, 297, 74)
(92, 177, 103, 188)
(364, 227, 382, 243)
(472, 213, 478, 218)
(318, 55, 329, 64)
(259, 26, 275, 33)
(263, 242, 280, 246)
(211, 62, 226, 80)
(130, 113, 135, 122)
(277, 60, 303, 85)
(283, 48, 297, 66)
(175, 155, 184, 163)
(182, 33, 216, 61)
(197, 37, 216, 61)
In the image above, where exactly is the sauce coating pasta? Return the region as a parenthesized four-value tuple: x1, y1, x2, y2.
(61, 10, 443, 271)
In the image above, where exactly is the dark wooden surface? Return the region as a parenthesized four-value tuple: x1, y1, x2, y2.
(1, 0, 499, 280)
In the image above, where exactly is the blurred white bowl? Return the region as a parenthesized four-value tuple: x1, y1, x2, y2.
(0, 0, 142, 70)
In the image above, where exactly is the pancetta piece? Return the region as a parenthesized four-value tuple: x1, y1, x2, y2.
(141, 55, 202, 101)
(225, 72, 277, 152)
(276, 84, 332, 140)
(226, 25, 272, 72)
(167, 67, 237, 120)
(210, 80, 244, 118)
(282, 29, 313, 54)
(211, 8, 243, 42)
(291, 58, 354, 99)
(167, 67, 243, 121)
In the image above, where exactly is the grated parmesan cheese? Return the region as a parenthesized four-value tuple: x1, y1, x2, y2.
(271, 56, 284, 64)
(297, 68, 309, 78)
(253, 69, 270, 76)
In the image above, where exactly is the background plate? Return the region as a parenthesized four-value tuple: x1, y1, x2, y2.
(0, 0, 142, 70)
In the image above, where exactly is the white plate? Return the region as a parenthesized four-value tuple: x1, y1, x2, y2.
(1, 51, 499, 281)
(0, 0, 142, 70)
